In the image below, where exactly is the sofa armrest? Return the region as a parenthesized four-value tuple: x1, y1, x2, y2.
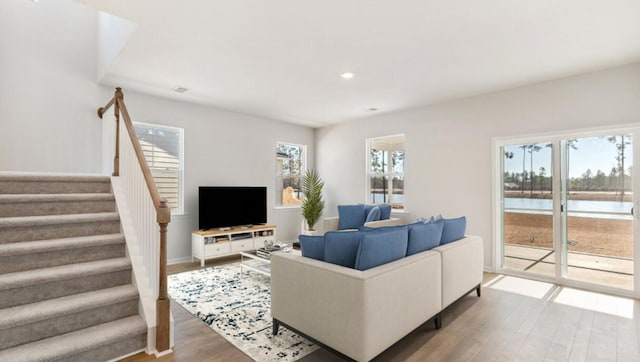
(315, 216, 339, 234)
(271, 252, 441, 361)
(363, 217, 403, 228)
(316, 216, 402, 234)
(432, 235, 483, 308)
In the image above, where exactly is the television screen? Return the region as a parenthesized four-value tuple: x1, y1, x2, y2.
(199, 186, 267, 230)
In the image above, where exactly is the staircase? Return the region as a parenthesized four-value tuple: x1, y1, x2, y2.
(0, 173, 147, 362)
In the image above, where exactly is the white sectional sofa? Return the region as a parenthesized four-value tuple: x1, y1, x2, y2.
(271, 235, 483, 362)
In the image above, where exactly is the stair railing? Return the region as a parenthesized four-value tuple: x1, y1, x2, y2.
(98, 88, 171, 354)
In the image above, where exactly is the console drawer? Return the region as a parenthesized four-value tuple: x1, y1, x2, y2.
(231, 240, 254, 252)
(205, 243, 230, 255)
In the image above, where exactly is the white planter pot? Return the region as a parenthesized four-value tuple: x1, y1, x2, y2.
(300, 219, 318, 236)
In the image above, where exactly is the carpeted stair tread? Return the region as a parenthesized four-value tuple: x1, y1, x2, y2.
(0, 174, 111, 183)
(0, 212, 119, 228)
(0, 284, 138, 330)
(0, 233, 124, 256)
(0, 193, 114, 203)
(0, 315, 146, 362)
(0, 173, 112, 195)
(0, 257, 131, 291)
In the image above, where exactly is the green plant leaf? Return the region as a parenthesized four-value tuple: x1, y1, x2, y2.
(301, 169, 324, 230)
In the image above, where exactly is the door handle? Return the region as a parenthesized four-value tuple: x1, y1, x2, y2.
(632, 207, 634, 216)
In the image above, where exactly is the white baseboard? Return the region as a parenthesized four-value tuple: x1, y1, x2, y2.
(168, 256, 193, 265)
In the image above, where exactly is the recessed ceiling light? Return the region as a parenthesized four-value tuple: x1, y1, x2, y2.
(340, 72, 355, 79)
(368, 108, 378, 112)
(173, 86, 188, 93)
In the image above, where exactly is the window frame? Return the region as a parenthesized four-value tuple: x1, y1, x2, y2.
(133, 121, 185, 215)
(275, 141, 307, 209)
(366, 134, 405, 210)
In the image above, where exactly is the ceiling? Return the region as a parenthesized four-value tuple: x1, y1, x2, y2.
(75, 0, 640, 128)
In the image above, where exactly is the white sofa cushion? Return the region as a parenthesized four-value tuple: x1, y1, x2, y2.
(432, 235, 483, 308)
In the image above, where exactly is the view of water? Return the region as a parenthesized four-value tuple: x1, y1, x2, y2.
(371, 193, 404, 204)
(505, 198, 633, 220)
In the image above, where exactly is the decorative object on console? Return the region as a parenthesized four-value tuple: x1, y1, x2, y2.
(264, 239, 275, 250)
(301, 169, 325, 233)
(256, 244, 285, 259)
(169, 263, 318, 361)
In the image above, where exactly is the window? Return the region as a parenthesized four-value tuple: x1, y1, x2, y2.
(133, 122, 184, 214)
(276, 142, 306, 207)
(367, 135, 405, 209)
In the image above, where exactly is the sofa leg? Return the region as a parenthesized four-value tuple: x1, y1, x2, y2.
(434, 314, 442, 330)
(272, 319, 280, 335)
(476, 284, 481, 297)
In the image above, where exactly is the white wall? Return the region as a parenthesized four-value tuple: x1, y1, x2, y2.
(0, 0, 102, 173)
(103, 89, 315, 263)
(0, 0, 315, 262)
(316, 62, 640, 268)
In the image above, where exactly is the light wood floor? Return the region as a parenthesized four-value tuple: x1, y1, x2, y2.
(123, 258, 640, 362)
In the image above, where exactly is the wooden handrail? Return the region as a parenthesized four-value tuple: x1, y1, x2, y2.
(117, 97, 163, 208)
(98, 88, 172, 354)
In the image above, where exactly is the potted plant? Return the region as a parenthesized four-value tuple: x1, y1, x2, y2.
(301, 169, 325, 234)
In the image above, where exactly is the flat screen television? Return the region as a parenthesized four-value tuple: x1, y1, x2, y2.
(199, 186, 267, 230)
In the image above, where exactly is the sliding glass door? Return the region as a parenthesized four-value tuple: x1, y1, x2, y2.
(501, 142, 555, 278)
(561, 135, 634, 290)
(498, 129, 637, 293)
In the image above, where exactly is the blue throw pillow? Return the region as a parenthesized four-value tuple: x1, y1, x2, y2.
(299, 235, 325, 261)
(354, 229, 409, 271)
(324, 231, 364, 268)
(378, 204, 392, 220)
(364, 204, 375, 216)
(338, 204, 366, 230)
(407, 222, 444, 255)
(365, 206, 381, 222)
(440, 216, 466, 245)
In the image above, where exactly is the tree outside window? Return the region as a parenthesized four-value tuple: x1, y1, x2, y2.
(367, 135, 405, 209)
(276, 142, 306, 207)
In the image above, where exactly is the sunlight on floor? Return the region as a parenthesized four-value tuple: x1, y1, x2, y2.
(487, 275, 556, 299)
(553, 287, 635, 319)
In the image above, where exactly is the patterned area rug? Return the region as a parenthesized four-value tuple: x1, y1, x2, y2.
(168, 261, 318, 361)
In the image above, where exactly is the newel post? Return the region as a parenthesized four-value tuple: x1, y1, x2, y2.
(113, 87, 123, 177)
(156, 200, 172, 353)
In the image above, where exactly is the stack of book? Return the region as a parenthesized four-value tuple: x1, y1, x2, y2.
(256, 245, 282, 259)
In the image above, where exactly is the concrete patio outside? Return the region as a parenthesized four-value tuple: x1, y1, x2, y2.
(504, 244, 633, 290)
